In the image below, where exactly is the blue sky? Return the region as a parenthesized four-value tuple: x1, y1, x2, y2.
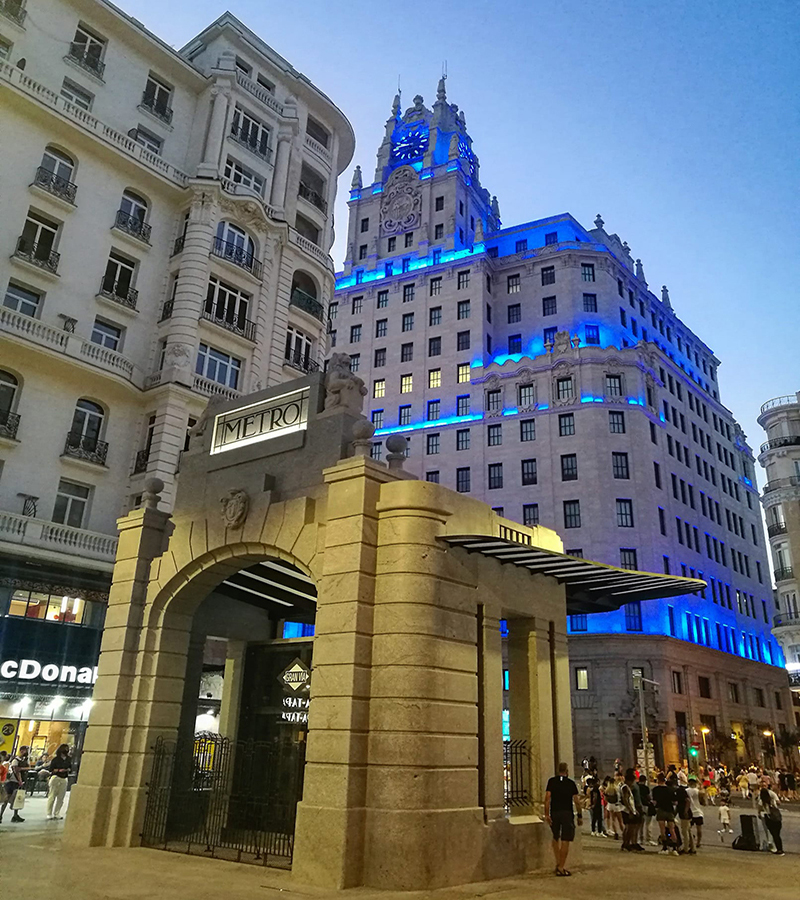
(126, 0, 799, 467)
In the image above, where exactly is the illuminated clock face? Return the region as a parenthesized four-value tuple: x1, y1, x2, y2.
(458, 139, 476, 175)
(393, 127, 429, 161)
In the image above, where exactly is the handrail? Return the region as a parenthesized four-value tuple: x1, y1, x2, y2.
(761, 395, 799, 414)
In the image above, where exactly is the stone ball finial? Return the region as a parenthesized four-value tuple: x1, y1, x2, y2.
(351, 419, 376, 458)
(143, 477, 165, 510)
(385, 434, 408, 471)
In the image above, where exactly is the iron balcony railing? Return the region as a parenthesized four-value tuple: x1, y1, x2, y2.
(172, 234, 185, 256)
(761, 395, 799, 414)
(284, 350, 320, 374)
(229, 124, 272, 162)
(133, 449, 149, 475)
(201, 306, 257, 342)
(773, 610, 800, 627)
(0, 410, 20, 440)
(297, 181, 327, 214)
(159, 299, 174, 322)
(14, 237, 60, 274)
(114, 209, 151, 243)
(760, 435, 800, 454)
(65, 43, 105, 78)
(99, 277, 138, 310)
(767, 522, 788, 537)
(140, 92, 173, 124)
(211, 237, 262, 279)
(0, 0, 26, 26)
(63, 432, 108, 465)
(289, 287, 324, 322)
(774, 566, 795, 583)
(764, 476, 800, 493)
(33, 166, 77, 204)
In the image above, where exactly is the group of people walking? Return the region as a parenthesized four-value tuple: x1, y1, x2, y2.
(0, 744, 73, 823)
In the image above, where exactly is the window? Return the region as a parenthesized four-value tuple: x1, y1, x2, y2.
(142, 73, 172, 122)
(90, 318, 122, 351)
(561, 454, 578, 481)
(196, 343, 241, 389)
(504, 333, 521, 355)
(488, 463, 503, 489)
(434, 196, 444, 212)
(521, 458, 537, 485)
(507, 274, 521, 294)
(515, 239, 528, 253)
(0, 370, 19, 426)
(487, 424, 502, 446)
(230, 105, 271, 160)
(581, 263, 595, 282)
(426, 470, 440, 483)
(605, 413, 626, 437)
(370, 442, 383, 461)
(728, 682, 740, 704)
(0, 37, 12, 61)
(428, 368, 441, 389)
(403, 284, 415, 303)
(402, 258, 410, 273)
(625, 601, 643, 631)
(570, 615, 588, 632)
(400, 374, 413, 393)
(377, 290, 388, 309)
(350, 324, 362, 343)
(520, 419, 535, 442)
(543, 326, 557, 345)
(371, 410, 384, 429)
(398, 405, 411, 426)
(399, 342, 412, 363)
(605, 374, 623, 396)
(60, 78, 93, 110)
(616, 499, 634, 527)
(753, 687, 765, 707)
(434, 223, 444, 240)
(612, 452, 630, 479)
(352, 296, 363, 314)
(575, 668, 589, 691)
(583, 293, 597, 312)
(405, 232, 414, 248)
(544, 231, 558, 245)
(523, 503, 539, 526)
(558, 413, 575, 436)
(456, 429, 470, 451)
(429, 277, 442, 296)
(456, 467, 471, 492)
(620, 549, 638, 570)
(506, 303, 522, 325)
(672, 671, 684, 694)
(373, 319, 387, 340)
(485, 390, 501, 413)
(402, 313, 414, 332)
(457, 395, 470, 416)
(563, 500, 581, 529)
(457, 363, 471, 384)
(555, 377, 573, 400)
(18, 210, 59, 264)
(542, 296, 557, 316)
(541, 266, 555, 286)
(514, 384, 533, 408)
(457, 270, 470, 289)
(698, 676, 712, 699)
(426, 433, 440, 455)
(358, 244, 367, 260)
(457, 331, 470, 351)
(71, 24, 105, 74)
(100, 250, 137, 300)
(585, 324, 600, 345)
(427, 399, 440, 421)
(457, 300, 471, 321)
(4, 282, 41, 318)
(387, 237, 396, 253)
(132, 126, 162, 155)
(52, 479, 91, 528)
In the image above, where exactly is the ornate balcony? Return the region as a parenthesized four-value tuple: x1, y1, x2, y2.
(773, 610, 800, 627)
(63, 433, 108, 466)
(764, 476, 800, 493)
(99, 277, 138, 310)
(229, 124, 272, 162)
(761, 395, 799, 414)
(32, 166, 77, 203)
(140, 92, 173, 124)
(0, 509, 117, 564)
(65, 43, 105, 78)
(14, 237, 59, 274)
(290, 287, 324, 322)
(774, 566, 795, 583)
(211, 237, 262, 279)
(284, 349, 320, 375)
(172, 234, 185, 256)
(298, 181, 328, 213)
(0, 410, 20, 440)
(767, 522, 788, 537)
(0, 0, 26, 26)
(114, 209, 151, 243)
(201, 306, 257, 342)
(159, 299, 174, 322)
(760, 435, 800, 454)
(132, 449, 149, 475)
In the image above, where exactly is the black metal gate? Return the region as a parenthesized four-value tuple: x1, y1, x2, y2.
(503, 739, 529, 811)
(141, 732, 306, 867)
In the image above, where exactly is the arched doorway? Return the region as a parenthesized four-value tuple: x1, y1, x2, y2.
(140, 555, 317, 867)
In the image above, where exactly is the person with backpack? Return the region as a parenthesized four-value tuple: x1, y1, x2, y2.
(758, 787, 784, 855)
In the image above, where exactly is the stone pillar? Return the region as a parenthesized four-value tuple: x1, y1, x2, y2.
(64, 481, 172, 847)
(551, 622, 574, 768)
(197, 84, 231, 179)
(270, 131, 293, 209)
(218, 640, 246, 739)
(479, 607, 505, 821)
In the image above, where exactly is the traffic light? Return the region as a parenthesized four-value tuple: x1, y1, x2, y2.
(689, 743, 699, 758)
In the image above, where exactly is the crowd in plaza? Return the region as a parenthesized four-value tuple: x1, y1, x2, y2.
(0, 744, 73, 824)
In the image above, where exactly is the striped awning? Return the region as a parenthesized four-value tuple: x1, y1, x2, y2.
(441, 534, 706, 614)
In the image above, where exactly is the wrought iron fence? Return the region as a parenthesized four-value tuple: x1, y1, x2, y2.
(141, 733, 306, 867)
(503, 739, 529, 811)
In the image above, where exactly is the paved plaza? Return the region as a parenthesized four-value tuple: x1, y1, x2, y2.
(1, 795, 797, 899)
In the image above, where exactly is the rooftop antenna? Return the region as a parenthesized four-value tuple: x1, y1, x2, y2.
(442, 60, 447, 81)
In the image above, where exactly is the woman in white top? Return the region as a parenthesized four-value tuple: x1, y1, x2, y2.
(758, 787, 784, 855)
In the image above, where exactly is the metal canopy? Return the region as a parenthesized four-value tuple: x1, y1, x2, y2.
(215, 559, 317, 619)
(441, 534, 706, 614)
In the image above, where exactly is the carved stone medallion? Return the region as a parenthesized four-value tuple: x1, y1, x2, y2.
(380, 167, 422, 235)
(220, 489, 249, 529)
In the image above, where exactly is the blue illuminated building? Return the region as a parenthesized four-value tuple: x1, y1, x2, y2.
(328, 81, 793, 770)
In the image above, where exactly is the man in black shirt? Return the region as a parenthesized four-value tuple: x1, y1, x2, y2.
(544, 762, 583, 875)
(651, 772, 677, 852)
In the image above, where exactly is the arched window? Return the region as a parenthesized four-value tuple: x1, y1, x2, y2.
(213, 221, 258, 274)
(116, 190, 151, 242)
(68, 399, 105, 449)
(120, 190, 147, 223)
(36, 146, 77, 202)
(290, 270, 323, 321)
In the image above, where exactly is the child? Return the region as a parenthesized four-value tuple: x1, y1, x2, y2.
(717, 799, 732, 839)
(706, 781, 717, 805)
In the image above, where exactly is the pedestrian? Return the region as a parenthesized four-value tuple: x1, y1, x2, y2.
(787, 770, 797, 801)
(620, 768, 644, 851)
(46, 744, 72, 820)
(0, 745, 30, 824)
(758, 787, 784, 856)
(686, 775, 704, 849)
(639, 774, 657, 845)
(652, 772, 678, 854)
(544, 762, 583, 876)
(675, 776, 695, 854)
(589, 777, 605, 836)
(604, 773, 624, 839)
(717, 798, 733, 837)
(738, 771, 750, 799)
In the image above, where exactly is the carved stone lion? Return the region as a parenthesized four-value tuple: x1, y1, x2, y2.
(324, 353, 367, 414)
(220, 489, 249, 529)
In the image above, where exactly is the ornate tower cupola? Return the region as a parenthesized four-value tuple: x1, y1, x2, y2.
(341, 79, 498, 275)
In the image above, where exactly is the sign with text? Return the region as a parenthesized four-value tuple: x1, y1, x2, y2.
(278, 658, 311, 696)
(211, 388, 309, 455)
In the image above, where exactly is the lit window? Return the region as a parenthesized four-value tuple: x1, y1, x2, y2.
(575, 667, 589, 690)
(428, 369, 441, 389)
(400, 374, 413, 393)
(373, 379, 385, 398)
(457, 363, 471, 383)
(507, 274, 521, 294)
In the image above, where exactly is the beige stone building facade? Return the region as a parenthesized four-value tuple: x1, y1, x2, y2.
(0, 0, 352, 747)
(758, 391, 800, 700)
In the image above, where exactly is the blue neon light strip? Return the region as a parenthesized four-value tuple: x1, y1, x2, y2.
(374, 412, 483, 436)
(336, 243, 486, 289)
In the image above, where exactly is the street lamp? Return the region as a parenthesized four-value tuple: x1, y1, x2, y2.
(763, 729, 778, 765)
(700, 726, 710, 763)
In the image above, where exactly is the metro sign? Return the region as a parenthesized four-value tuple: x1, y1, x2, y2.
(211, 388, 309, 454)
(278, 658, 311, 695)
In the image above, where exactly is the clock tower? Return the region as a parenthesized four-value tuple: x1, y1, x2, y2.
(341, 79, 499, 275)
